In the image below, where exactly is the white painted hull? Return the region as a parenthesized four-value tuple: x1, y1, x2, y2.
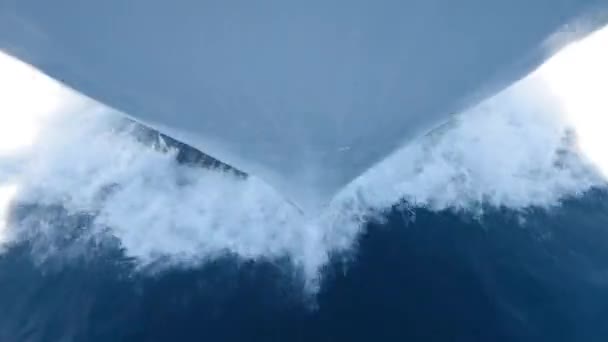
(0, 0, 606, 208)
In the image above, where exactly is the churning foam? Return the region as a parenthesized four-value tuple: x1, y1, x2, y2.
(539, 26, 608, 178)
(0, 53, 77, 249)
(0, 25, 607, 287)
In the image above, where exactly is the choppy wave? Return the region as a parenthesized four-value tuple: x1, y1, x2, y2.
(1, 27, 607, 290)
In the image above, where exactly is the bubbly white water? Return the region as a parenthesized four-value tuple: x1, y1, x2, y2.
(0, 26, 607, 288)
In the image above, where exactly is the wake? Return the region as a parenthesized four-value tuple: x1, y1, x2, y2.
(1, 27, 607, 289)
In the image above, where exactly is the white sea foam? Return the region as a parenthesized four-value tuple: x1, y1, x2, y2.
(0, 26, 607, 287)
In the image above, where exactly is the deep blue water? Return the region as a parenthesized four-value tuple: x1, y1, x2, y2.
(2, 189, 608, 341)
(2, 127, 608, 341)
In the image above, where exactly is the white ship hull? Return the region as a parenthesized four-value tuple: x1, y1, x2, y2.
(1, 0, 606, 209)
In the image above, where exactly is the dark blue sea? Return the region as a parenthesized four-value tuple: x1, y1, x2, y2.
(1, 123, 608, 342)
(2, 187, 608, 341)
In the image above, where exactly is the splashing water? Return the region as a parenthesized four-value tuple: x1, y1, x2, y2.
(0, 25, 608, 287)
(0, 54, 72, 155)
(539, 26, 608, 178)
(0, 53, 77, 248)
(0, 183, 17, 247)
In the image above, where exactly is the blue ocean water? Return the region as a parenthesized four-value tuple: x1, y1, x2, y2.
(1, 86, 608, 341)
(2, 9, 608, 341)
(2, 186, 608, 341)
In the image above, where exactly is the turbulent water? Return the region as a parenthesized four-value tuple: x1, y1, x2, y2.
(1, 26, 608, 342)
